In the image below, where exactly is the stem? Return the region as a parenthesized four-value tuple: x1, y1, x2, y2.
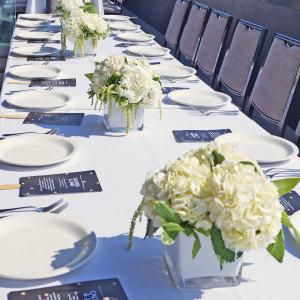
(128, 201, 144, 250)
(126, 107, 131, 134)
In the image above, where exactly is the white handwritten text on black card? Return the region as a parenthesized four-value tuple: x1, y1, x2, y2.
(8, 278, 128, 300)
(173, 129, 232, 143)
(29, 78, 76, 87)
(23, 112, 84, 125)
(280, 190, 300, 215)
(19, 170, 102, 197)
(27, 56, 66, 61)
(27, 39, 60, 44)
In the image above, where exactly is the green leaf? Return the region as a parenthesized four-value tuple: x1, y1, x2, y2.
(196, 227, 211, 237)
(192, 230, 201, 258)
(85, 73, 94, 81)
(107, 73, 122, 85)
(272, 178, 300, 196)
(210, 223, 236, 268)
(212, 150, 225, 166)
(282, 211, 300, 244)
(161, 229, 176, 245)
(267, 230, 285, 263)
(163, 222, 183, 241)
(154, 201, 182, 224)
(239, 161, 258, 172)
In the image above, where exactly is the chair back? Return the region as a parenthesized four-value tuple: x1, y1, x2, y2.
(194, 9, 232, 85)
(246, 34, 300, 135)
(177, 2, 210, 63)
(216, 19, 266, 108)
(165, 0, 190, 49)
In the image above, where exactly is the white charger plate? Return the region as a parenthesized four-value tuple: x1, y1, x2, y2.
(152, 64, 196, 79)
(215, 133, 299, 164)
(17, 19, 48, 28)
(127, 45, 170, 57)
(16, 30, 55, 40)
(21, 14, 52, 21)
(117, 32, 154, 42)
(0, 134, 77, 167)
(167, 88, 231, 108)
(9, 64, 62, 80)
(6, 90, 72, 110)
(11, 45, 59, 57)
(0, 213, 97, 279)
(109, 22, 140, 31)
(104, 14, 131, 21)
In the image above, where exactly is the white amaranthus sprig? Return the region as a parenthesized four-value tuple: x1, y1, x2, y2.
(128, 143, 300, 267)
(85, 54, 163, 133)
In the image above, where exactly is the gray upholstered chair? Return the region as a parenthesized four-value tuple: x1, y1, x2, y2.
(245, 34, 300, 136)
(194, 9, 232, 86)
(164, 0, 190, 52)
(46, 0, 57, 13)
(215, 19, 267, 109)
(177, 1, 210, 66)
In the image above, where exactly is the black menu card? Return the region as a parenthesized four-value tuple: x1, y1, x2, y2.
(23, 112, 84, 125)
(280, 190, 300, 215)
(27, 56, 66, 61)
(27, 39, 60, 44)
(173, 129, 232, 143)
(29, 78, 76, 87)
(8, 278, 128, 300)
(19, 170, 102, 197)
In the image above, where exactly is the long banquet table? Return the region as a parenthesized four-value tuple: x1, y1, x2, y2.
(0, 15, 300, 300)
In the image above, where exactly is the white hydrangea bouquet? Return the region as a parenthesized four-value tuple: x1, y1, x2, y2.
(56, 0, 96, 20)
(86, 54, 163, 133)
(128, 143, 300, 282)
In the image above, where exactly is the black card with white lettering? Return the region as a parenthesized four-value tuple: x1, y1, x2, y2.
(27, 55, 66, 61)
(19, 170, 102, 197)
(23, 112, 84, 125)
(29, 78, 76, 87)
(173, 129, 232, 143)
(8, 278, 128, 300)
(280, 190, 300, 215)
(27, 39, 60, 44)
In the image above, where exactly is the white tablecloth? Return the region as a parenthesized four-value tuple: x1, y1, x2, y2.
(1, 15, 300, 300)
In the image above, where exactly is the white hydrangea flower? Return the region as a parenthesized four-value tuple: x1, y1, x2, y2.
(57, 0, 84, 15)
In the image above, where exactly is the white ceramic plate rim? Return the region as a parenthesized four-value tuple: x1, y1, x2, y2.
(8, 65, 62, 80)
(104, 15, 131, 21)
(127, 45, 170, 57)
(0, 213, 97, 280)
(215, 133, 299, 163)
(0, 134, 78, 167)
(6, 90, 72, 110)
(11, 45, 58, 57)
(152, 65, 196, 79)
(21, 14, 52, 21)
(167, 89, 231, 108)
(117, 32, 155, 42)
(17, 20, 48, 28)
(16, 31, 55, 40)
(109, 23, 140, 30)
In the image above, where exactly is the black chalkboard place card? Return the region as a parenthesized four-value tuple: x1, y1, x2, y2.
(27, 39, 60, 44)
(29, 78, 76, 87)
(150, 61, 161, 65)
(23, 112, 85, 125)
(280, 190, 300, 215)
(8, 278, 128, 300)
(27, 55, 66, 61)
(173, 129, 232, 143)
(19, 170, 102, 197)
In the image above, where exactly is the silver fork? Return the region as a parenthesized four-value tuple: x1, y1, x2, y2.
(264, 168, 300, 180)
(43, 61, 50, 65)
(2, 128, 59, 137)
(190, 106, 239, 116)
(0, 198, 64, 214)
(51, 202, 68, 214)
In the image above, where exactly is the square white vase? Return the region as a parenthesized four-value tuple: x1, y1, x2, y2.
(104, 102, 144, 133)
(83, 38, 97, 56)
(165, 233, 243, 289)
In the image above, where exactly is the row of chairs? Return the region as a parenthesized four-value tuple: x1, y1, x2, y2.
(163, 0, 300, 144)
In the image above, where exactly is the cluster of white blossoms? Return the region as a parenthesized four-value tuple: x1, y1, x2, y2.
(141, 143, 283, 253)
(56, 0, 84, 16)
(92, 54, 162, 106)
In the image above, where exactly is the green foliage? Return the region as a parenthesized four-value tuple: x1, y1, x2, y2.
(154, 201, 182, 224)
(282, 211, 300, 244)
(85, 72, 94, 82)
(192, 230, 201, 258)
(239, 161, 258, 172)
(272, 178, 300, 196)
(163, 222, 183, 241)
(267, 230, 285, 263)
(128, 201, 144, 250)
(212, 150, 225, 166)
(80, 1, 98, 14)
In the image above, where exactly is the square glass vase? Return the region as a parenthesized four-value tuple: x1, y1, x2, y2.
(165, 233, 243, 290)
(104, 102, 144, 133)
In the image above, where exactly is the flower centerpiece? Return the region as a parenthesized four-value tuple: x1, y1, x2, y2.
(128, 143, 300, 289)
(86, 54, 163, 133)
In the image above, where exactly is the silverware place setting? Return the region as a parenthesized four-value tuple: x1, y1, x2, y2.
(264, 167, 300, 180)
(1, 128, 59, 139)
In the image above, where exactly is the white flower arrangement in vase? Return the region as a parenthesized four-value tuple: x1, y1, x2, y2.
(56, 0, 96, 20)
(63, 9, 108, 56)
(86, 54, 163, 133)
(128, 143, 300, 289)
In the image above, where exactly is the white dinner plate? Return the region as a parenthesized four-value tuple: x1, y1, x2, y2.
(152, 64, 196, 79)
(0, 134, 77, 167)
(11, 45, 58, 57)
(21, 14, 52, 21)
(17, 19, 48, 28)
(104, 14, 131, 21)
(215, 133, 299, 164)
(6, 90, 72, 110)
(167, 88, 231, 108)
(109, 22, 140, 31)
(9, 64, 62, 79)
(127, 45, 170, 57)
(117, 32, 154, 42)
(0, 213, 97, 279)
(16, 30, 55, 40)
